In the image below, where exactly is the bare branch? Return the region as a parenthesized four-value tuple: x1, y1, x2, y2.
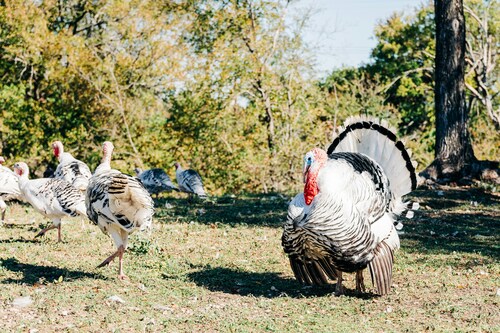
(380, 67, 433, 93)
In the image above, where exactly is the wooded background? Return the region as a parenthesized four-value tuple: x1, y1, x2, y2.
(0, 0, 498, 194)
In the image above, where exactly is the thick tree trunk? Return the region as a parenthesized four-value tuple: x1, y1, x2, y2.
(421, 0, 478, 182)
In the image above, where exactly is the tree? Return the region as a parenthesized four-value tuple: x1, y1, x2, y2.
(172, 0, 322, 192)
(421, 0, 498, 183)
(368, 6, 435, 136)
(346, 1, 498, 175)
(464, 0, 499, 127)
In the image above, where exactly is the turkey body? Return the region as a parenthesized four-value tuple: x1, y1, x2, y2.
(0, 158, 23, 222)
(13, 162, 87, 242)
(174, 163, 207, 199)
(282, 117, 417, 295)
(134, 168, 179, 197)
(52, 141, 92, 192)
(86, 142, 154, 279)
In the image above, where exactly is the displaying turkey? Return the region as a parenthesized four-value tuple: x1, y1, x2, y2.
(86, 142, 154, 279)
(282, 117, 418, 296)
(174, 162, 207, 200)
(0, 156, 23, 222)
(52, 140, 92, 192)
(134, 168, 179, 198)
(13, 162, 87, 242)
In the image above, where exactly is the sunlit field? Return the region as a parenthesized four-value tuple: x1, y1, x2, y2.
(0, 186, 498, 332)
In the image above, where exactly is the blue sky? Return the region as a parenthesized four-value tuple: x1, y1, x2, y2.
(293, 0, 427, 75)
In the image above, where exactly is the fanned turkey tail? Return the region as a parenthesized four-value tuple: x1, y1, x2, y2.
(327, 116, 419, 223)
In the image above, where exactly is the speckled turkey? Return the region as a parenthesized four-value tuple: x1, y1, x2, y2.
(134, 168, 179, 198)
(174, 163, 207, 200)
(86, 142, 154, 279)
(13, 162, 87, 242)
(52, 141, 92, 192)
(282, 117, 418, 295)
(0, 156, 23, 222)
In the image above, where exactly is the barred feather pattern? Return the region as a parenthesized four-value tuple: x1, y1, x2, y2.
(86, 170, 154, 234)
(283, 155, 389, 271)
(0, 164, 23, 221)
(282, 117, 417, 295)
(85, 142, 155, 278)
(135, 168, 179, 196)
(54, 158, 92, 192)
(175, 164, 207, 198)
(15, 163, 87, 224)
(328, 116, 417, 216)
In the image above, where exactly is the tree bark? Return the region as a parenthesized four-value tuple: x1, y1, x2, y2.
(421, 0, 477, 182)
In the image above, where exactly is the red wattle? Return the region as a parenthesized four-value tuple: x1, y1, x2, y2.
(304, 176, 318, 205)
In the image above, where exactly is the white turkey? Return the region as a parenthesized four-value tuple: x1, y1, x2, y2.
(174, 162, 207, 200)
(52, 140, 92, 192)
(134, 168, 179, 198)
(86, 142, 154, 279)
(0, 156, 23, 222)
(282, 117, 418, 296)
(13, 162, 87, 242)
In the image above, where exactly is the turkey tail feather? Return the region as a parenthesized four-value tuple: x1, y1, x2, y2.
(289, 256, 336, 286)
(368, 241, 394, 295)
(317, 258, 338, 281)
(289, 257, 312, 285)
(327, 116, 417, 198)
(307, 261, 329, 285)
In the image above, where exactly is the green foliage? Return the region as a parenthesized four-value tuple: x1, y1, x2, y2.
(321, 0, 499, 168)
(0, 0, 498, 191)
(366, 4, 436, 165)
(164, 0, 322, 193)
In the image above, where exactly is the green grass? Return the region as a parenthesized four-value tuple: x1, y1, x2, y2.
(0, 187, 499, 332)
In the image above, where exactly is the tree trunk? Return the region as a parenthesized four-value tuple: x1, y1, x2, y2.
(422, 0, 477, 182)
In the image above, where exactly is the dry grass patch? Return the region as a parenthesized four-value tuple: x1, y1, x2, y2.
(0, 188, 499, 332)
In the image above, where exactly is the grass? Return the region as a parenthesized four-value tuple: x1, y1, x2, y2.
(0, 186, 499, 332)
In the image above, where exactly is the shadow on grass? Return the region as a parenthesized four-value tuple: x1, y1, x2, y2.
(1, 222, 33, 229)
(402, 187, 499, 260)
(186, 265, 375, 299)
(0, 238, 38, 244)
(410, 186, 499, 210)
(154, 193, 289, 228)
(155, 188, 499, 259)
(0, 257, 107, 285)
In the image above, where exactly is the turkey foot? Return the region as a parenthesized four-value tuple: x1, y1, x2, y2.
(98, 245, 128, 280)
(34, 224, 62, 242)
(117, 246, 127, 280)
(97, 251, 119, 268)
(334, 270, 344, 296)
(356, 270, 366, 293)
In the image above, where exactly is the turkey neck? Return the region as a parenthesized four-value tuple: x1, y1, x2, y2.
(94, 155, 112, 175)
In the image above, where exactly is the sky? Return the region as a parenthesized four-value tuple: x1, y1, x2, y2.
(292, 0, 427, 75)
